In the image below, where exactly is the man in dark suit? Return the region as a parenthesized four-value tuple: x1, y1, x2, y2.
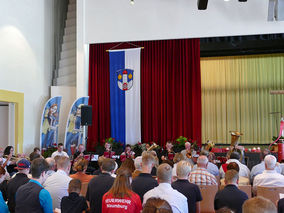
(214, 169, 248, 213)
(131, 151, 158, 202)
(86, 158, 116, 213)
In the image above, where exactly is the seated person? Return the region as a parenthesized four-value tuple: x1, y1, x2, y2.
(189, 155, 217, 185)
(220, 162, 250, 185)
(73, 144, 87, 162)
(7, 159, 30, 213)
(181, 142, 194, 166)
(192, 150, 219, 177)
(3, 146, 17, 176)
(51, 143, 69, 159)
(0, 191, 8, 213)
(143, 163, 188, 213)
(61, 179, 88, 213)
(103, 142, 115, 158)
(219, 151, 250, 179)
(120, 144, 135, 162)
(132, 156, 142, 179)
(102, 168, 142, 213)
(253, 154, 284, 194)
(243, 196, 277, 213)
(93, 156, 105, 175)
(214, 170, 248, 213)
(142, 198, 172, 213)
(172, 160, 202, 213)
(251, 149, 281, 182)
(70, 158, 94, 183)
(161, 141, 175, 161)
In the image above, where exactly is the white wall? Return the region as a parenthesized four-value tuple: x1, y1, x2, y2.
(84, 0, 284, 44)
(0, 105, 9, 148)
(0, 0, 55, 153)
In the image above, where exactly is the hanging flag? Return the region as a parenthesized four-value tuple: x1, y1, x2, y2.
(64, 96, 89, 156)
(109, 48, 141, 146)
(40, 96, 62, 150)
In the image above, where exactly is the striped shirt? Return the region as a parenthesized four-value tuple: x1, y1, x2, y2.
(189, 167, 217, 185)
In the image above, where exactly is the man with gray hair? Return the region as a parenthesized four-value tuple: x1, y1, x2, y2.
(253, 154, 284, 193)
(132, 156, 142, 179)
(189, 155, 217, 185)
(143, 163, 188, 213)
(45, 157, 56, 177)
(172, 161, 202, 213)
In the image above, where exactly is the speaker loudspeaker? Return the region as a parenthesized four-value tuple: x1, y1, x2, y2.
(198, 0, 208, 10)
(81, 105, 92, 126)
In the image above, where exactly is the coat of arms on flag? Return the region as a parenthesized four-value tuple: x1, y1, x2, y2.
(117, 69, 134, 91)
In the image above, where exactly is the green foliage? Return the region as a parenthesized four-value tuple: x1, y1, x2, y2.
(42, 147, 57, 158)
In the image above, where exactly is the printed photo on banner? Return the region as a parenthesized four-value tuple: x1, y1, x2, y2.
(64, 96, 89, 156)
(40, 96, 62, 150)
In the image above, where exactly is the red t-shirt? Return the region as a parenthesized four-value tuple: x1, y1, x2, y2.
(102, 191, 142, 213)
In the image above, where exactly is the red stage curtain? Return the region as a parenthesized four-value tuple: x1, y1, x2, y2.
(87, 39, 201, 151)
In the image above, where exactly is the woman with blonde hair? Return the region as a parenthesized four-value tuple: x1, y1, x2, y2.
(102, 168, 142, 213)
(70, 158, 94, 183)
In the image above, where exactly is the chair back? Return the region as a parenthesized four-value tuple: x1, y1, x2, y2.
(199, 185, 218, 213)
(257, 186, 284, 205)
(80, 182, 89, 197)
(239, 185, 252, 199)
(219, 184, 251, 198)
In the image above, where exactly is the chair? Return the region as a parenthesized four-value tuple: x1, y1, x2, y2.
(239, 185, 252, 198)
(199, 185, 218, 213)
(80, 182, 89, 197)
(257, 186, 284, 205)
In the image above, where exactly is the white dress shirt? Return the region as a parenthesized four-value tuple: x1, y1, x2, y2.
(51, 150, 69, 159)
(219, 159, 250, 179)
(253, 170, 284, 192)
(143, 183, 188, 213)
(43, 169, 72, 209)
(251, 161, 281, 182)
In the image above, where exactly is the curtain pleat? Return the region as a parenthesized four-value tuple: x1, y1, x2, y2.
(201, 54, 284, 144)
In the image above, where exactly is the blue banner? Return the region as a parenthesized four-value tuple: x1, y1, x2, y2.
(64, 97, 89, 155)
(40, 96, 62, 150)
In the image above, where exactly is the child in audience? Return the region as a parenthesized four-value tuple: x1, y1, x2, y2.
(61, 179, 88, 213)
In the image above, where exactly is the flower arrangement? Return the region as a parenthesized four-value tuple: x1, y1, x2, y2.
(42, 147, 57, 158)
(103, 137, 124, 154)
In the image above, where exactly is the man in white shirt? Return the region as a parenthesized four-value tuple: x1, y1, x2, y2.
(143, 163, 188, 213)
(253, 154, 284, 194)
(51, 143, 69, 159)
(43, 156, 72, 209)
(219, 152, 250, 179)
(250, 149, 281, 182)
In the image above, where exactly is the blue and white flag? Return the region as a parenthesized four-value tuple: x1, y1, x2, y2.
(109, 48, 141, 145)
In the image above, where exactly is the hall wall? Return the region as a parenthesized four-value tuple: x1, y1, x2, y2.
(0, 0, 55, 153)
